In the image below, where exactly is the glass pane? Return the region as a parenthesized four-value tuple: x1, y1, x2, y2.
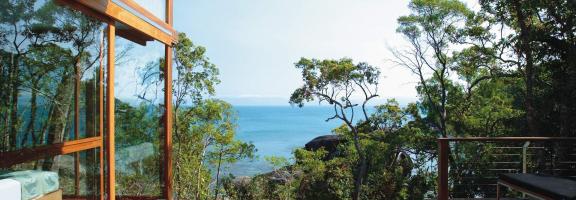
(112, 0, 167, 31)
(0, 0, 106, 152)
(114, 28, 165, 198)
(131, 0, 166, 21)
(4, 148, 102, 199)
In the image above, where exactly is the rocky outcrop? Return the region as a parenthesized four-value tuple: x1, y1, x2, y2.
(231, 176, 252, 187)
(305, 135, 345, 160)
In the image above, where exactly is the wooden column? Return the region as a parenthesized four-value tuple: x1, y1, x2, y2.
(99, 29, 106, 200)
(438, 139, 449, 200)
(163, 0, 174, 199)
(106, 24, 116, 200)
(74, 55, 81, 196)
(163, 44, 173, 200)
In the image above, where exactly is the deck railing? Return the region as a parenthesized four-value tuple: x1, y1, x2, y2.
(437, 137, 576, 200)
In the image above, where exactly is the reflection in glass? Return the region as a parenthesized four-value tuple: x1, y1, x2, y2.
(5, 148, 101, 199)
(111, 0, 170, 35)
(121, 0, 166, 21)
(114, 31, 165, 197)
(0, 0, 105, 153)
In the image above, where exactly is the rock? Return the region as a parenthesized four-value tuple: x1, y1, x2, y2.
(232, 176, 252, 187)
(254, 165, 300, 185)
(305, 135, 345, 160)
(305, 135, 342, 151)
(268, 169, 293, 184)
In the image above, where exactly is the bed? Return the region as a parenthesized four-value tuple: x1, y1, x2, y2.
(0, 170, 61, 200)
(497, 173, 576, 200)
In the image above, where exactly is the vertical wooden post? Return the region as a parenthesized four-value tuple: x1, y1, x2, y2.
(164, 1, 174, 199)
(98, 29, 105, 200)
(167, 0, 173, 26)
(438, 139, 449, 200)
(74, 56, 81, 196)
(496, 183, 501, 200)
(106, 24, 116, 200)
(163, 45, 173, 200)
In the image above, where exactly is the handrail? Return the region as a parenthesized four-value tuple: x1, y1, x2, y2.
(438, 137, 576, 141)
(0, 136, 103, 168)
(437, 137, 576, 200)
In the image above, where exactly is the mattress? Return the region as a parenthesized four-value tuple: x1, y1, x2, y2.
(0, 178, 21, 200)
(0, 170, 59, 200)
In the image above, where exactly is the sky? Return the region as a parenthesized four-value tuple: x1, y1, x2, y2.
(172, 1, 429, 106)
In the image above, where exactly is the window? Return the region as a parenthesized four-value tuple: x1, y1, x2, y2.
(114, 27, 166, 197)
(0, 0, 106, 152)
(1, 0, 174, 199)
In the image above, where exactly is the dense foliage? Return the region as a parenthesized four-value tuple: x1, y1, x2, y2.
(0, 0, 253, 198)
(170, 33, 256, 200)
(2, 0, 575, 199)
(219, 0, 576, 199)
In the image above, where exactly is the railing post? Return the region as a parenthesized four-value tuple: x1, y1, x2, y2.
(521, 141, 530, 199)
(438, 139, 449, 200)
(522, 141, 530, 173)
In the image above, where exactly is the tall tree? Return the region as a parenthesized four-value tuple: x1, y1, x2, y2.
(0, 0, 35, 150)
(480, 0, 576, 137)
(290, 57, 380, 200)
(169, 33, 255, 200)
(393, 0, 474, 137)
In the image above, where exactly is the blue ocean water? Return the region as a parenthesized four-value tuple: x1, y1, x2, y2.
(227, 106, 367, 176)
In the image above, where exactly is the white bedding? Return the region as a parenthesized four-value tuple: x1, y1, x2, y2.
(0, 178, 21, 200)
(0, 170, 59, 200)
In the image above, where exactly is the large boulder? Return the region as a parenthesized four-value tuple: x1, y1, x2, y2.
(232, 176, 252, 187)
(305, 135, 345, 160)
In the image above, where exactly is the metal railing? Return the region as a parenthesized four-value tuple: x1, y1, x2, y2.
(437, 137, 576, 200)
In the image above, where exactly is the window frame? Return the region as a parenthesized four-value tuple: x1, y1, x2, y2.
(1, 0, 175, 199)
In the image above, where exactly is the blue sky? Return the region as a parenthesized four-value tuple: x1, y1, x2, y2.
(173, 1, 424, 106)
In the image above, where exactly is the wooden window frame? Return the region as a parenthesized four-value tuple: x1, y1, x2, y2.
(163, 0, 174, 199)
(106, 24, 116, 200)
(113, 0, 174, 35)
(62, 1, 175, 199)
(2, 0, 175, 199)
(0, 137, 103, 168)
(68, 0, 177, 45)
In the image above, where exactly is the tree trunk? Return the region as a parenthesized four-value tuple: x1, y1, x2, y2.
(214, 150, 223, 200)
(42, 67, 74, 170)
(514, 0, 538, 136)
(21, 79, 38, 147)
(9, 54, 20, 150)
(85, 78, 97, 194)
(1, 56, 8, 151)
(195, 138, 209, 200)
(352, 129, 366, 200)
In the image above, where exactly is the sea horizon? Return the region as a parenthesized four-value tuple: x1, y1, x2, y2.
(226, 105, 374, 177)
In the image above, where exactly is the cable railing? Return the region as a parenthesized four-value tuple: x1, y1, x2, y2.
(437, 137, 576, 200)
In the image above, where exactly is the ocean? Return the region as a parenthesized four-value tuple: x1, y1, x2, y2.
(227, 106, 366, 177)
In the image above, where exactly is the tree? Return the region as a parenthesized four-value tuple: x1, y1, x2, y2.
(0, 0, 35, 149)
(479, 0, 576, 137)
(0, 0, 104, 155)
(289, 57, 380, 200)
(201, 100, 255, 200)
(169, 33, 256, 200)
(211, 136, 255, 200)
(393, 0, 475, 138)
(393, 0, 526, 197)
(169, 32, 221, 199)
